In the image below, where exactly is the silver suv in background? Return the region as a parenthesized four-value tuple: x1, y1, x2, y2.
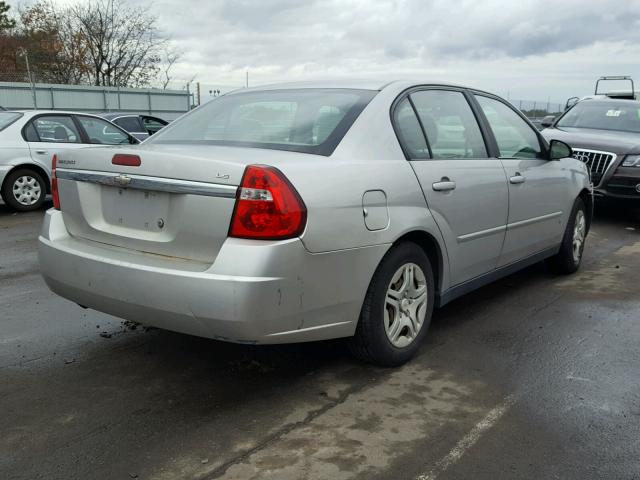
(0, 110, 138, 211)
(39, 80, 591, 366)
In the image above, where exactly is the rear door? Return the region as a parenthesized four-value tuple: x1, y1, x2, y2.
(397, 88, 509, 286)
(24, 114, 86, 168)
(472, 94, 567, 266)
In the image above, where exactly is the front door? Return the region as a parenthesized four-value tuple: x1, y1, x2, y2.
(473, 94, 567, 266)
(395, 89, 509, 286)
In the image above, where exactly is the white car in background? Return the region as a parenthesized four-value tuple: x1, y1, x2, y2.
(0, 110, 138, 211)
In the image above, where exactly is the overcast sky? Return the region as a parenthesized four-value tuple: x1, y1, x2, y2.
(12, 0, 640, 103)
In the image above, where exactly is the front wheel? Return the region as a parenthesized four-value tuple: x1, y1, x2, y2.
(547, 198, 587, 274)
(349, 242, 435, 367)
(1, 168, 47, 212)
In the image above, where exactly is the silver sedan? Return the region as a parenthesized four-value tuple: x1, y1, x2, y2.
(0, 110, 138, 211)
(38, 80, 591, 366)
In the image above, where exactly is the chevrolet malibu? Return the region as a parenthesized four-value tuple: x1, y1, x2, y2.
(38, 80, 591, 366)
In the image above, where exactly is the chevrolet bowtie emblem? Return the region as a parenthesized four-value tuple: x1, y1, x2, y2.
(114, 174, 131, 187)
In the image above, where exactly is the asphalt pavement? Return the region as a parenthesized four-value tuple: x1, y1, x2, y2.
(1, 201, 639, 480)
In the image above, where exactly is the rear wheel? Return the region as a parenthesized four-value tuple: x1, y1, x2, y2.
(1, 168, 46, 212)
(547, 198, 587, 274)
(349, 242, 435, 367)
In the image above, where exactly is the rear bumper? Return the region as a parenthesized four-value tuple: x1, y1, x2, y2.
(38, 210, 386, 344)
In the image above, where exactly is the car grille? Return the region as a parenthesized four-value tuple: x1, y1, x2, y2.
(571, 149, 616, 186)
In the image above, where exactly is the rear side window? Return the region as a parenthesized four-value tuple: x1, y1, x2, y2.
(393, 98, 429, 159)
(475, 95, 542, 159)
(410, 90, 488, 159)
(29, 116, 81, 143)
(0, 112, 22, 131)
(147, 88, 377, 156)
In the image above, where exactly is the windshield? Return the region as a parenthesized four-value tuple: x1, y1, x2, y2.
(557, 101, 640, 133)
(0, 112, 23, 131)
(147, 88, 377, 155)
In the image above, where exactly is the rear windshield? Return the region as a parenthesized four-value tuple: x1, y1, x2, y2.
(0, 112, 22, 131)
(147, 88, 377, 155)
(557, 101, 640, 133)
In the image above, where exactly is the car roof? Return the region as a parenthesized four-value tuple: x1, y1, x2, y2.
(8, 110, 106, 117)
(226, 79, 493, 97)
(99, 112, 164, 119)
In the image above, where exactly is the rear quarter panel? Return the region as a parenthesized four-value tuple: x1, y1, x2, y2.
(273, 86, 451, 290)
(0, 122, 49, 185)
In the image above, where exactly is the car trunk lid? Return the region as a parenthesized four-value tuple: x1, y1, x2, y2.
(54, 145, 254, 264)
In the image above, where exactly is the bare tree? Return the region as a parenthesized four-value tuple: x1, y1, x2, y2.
(69, 0, 168, 87)
(18, 1, 88, 84)
(2, 0, 177, 87)
(160, 47, 181, 89)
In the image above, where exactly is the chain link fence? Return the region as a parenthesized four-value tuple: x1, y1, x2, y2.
(510, 99, 564, 119)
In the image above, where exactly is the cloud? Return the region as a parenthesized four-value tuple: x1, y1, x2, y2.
(13, 0, 640, 100)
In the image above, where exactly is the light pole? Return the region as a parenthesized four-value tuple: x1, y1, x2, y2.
(17, 48, 37, 109)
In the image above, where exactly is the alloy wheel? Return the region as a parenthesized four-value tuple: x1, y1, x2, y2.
(572, 209, 586, 263)
(384, 262, 428, 348)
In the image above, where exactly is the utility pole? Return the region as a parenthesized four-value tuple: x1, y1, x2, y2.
(18, 48, 37, 109)
(246, 71, 249, 88)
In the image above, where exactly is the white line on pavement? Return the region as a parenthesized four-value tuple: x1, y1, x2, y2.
(416, 394, 517, 480)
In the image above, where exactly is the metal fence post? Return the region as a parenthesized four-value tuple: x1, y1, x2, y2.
(117, 86, 121, 110)
(147, 90, 152, 114)
(103, 89, 108, 110)
(50, 87, 55, 109)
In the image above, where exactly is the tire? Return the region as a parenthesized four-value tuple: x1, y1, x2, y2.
(546, 198, 587, 275)
(1, 168, 47, 212)
(349, 242, 435, 367)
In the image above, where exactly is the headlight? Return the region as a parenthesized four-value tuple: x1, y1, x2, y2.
(622, 154, 640, 167)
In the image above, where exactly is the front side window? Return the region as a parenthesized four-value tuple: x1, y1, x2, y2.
(29, 116, 80, 143)
(77, 116, 132, 145)
(556, 101, 640, 133)
(393, 98, 429, 159)
(114, 116, 144, 132)
(147, 88, 377, 156)
(410, 90, 488, 159)
(475, 95, 542, 159)
(141, 116, 167, 134)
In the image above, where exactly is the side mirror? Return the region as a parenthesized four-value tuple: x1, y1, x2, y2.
(540, 115, 556, 128)
(549, 139, 572, 160)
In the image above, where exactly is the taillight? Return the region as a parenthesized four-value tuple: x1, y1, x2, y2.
(51, 154, 60, 210)
(229, 165, 307, 240)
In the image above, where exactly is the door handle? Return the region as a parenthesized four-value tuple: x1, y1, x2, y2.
(35, 150, 48, 155)
(509, 173, 525, 184)
(432, 177, 456, 192)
